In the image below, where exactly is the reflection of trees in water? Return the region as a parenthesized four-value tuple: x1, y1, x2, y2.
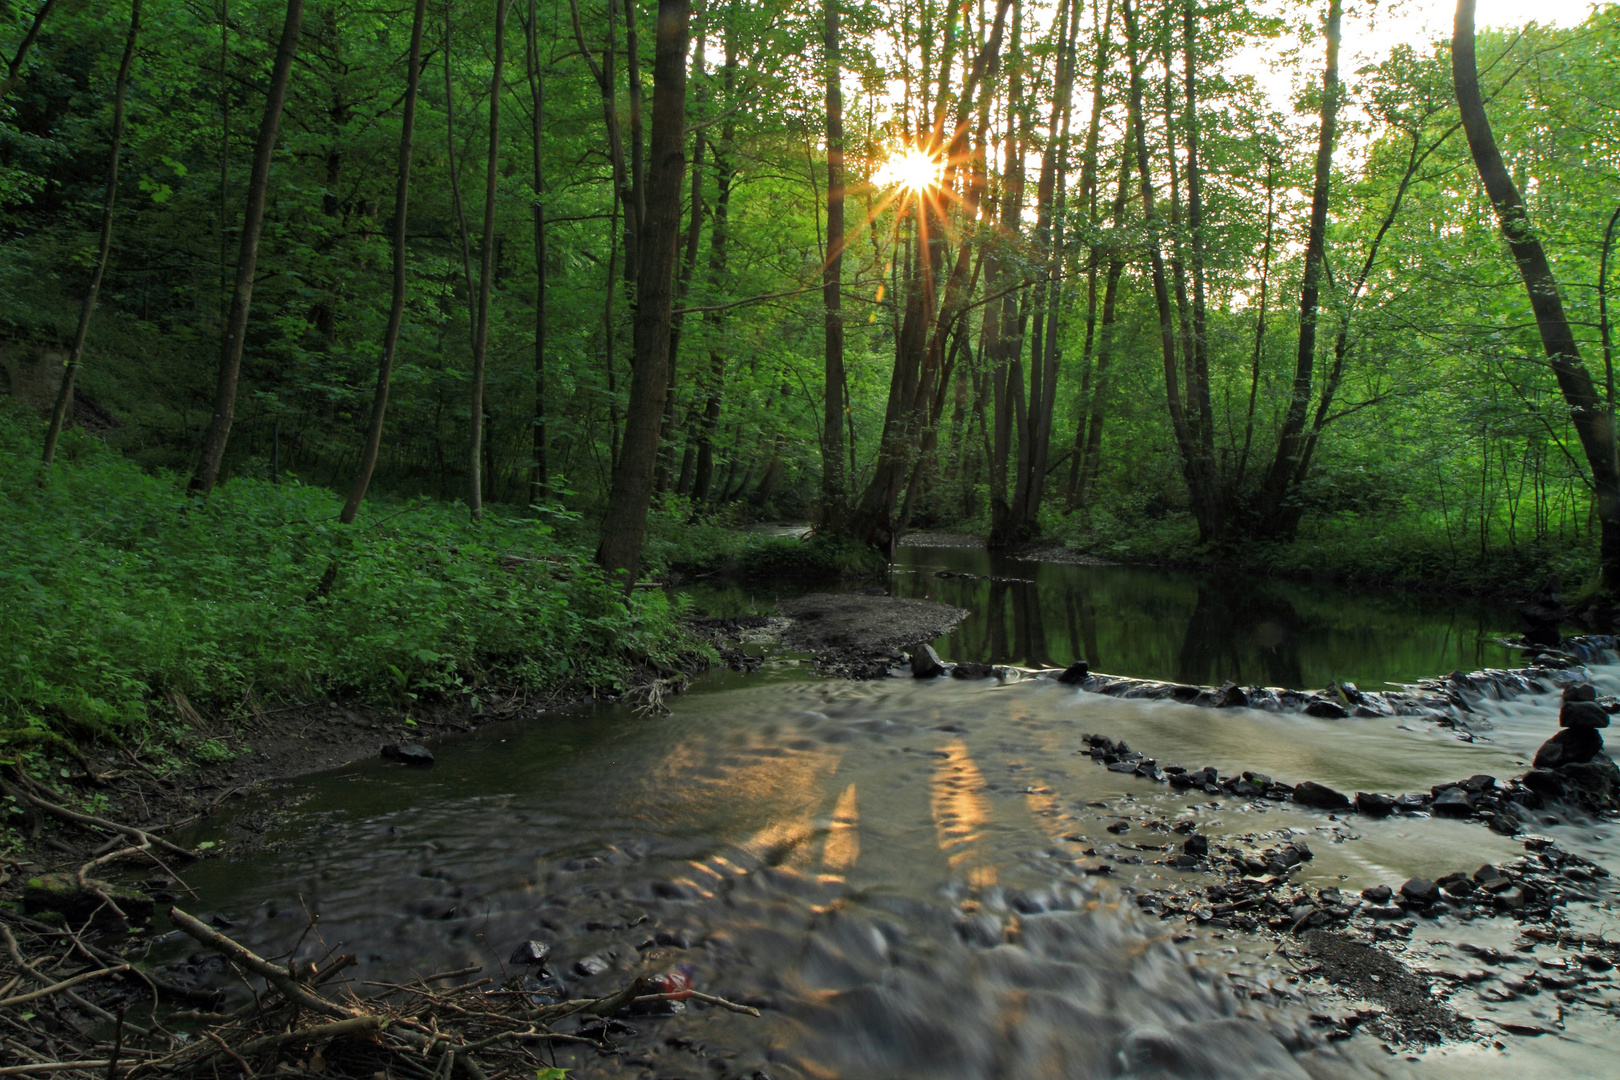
(1176, 581, 1304, 689)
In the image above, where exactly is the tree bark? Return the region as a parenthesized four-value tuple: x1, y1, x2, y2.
(1256, 0, 1340, 536)
(820, 0, 847, 524)
(1453, 0, 1620, 586)
(466, 0, 510, 520)
(525, 0, 549, 505)
(339, 0, 427, 522)
(0, 0, 59, 98)
(42, 0, 140, 469)
(189, 0, 304, 494)
(596, 0, 691, 583)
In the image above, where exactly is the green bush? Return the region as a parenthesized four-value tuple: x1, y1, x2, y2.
(0, 404, 705, 754)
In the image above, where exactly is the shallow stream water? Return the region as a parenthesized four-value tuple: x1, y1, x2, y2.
(172, 547, 1620, 1079)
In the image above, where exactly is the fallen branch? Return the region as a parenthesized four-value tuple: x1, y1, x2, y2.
(0, 780, 193, 859)
(167, 907, 353, 1020)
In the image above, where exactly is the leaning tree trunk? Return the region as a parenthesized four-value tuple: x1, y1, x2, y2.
(42, 0, 140, 469)
(190, 0, 305, 494)
(340, 0, 427, 523)
(596, 0, 691, 584)
(0, 0, 59, 99)
(466, 0, 510, 520)
(1453, 0, 1620, 587)
(1255, 0, 1340, 536)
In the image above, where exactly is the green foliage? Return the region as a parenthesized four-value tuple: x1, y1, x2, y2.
(0, 404, 702, 750)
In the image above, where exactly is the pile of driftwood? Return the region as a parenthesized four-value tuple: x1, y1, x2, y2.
(2, 901, 756, 1079)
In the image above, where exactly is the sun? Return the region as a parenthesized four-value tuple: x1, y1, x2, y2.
(874, 146, 943, 195)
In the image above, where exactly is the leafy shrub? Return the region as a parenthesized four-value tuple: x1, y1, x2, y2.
(0, 403, 704, 753)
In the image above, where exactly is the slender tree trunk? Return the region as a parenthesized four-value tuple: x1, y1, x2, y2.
(820, 0, 847, 523)
(1064, 0, 1111, 509)
(596, 0, 691, 583)
(466, 0, 510, 520)
(444, 0, 476, 330)
(656, 11, 706, 493)
(1075, 146, 1132, 509)
(1235, 153, 1275, 492)
(41, 0, 140, 469)
(338, 0, 426, 522)
(1256, 0, 1340, 536)
(1454, 0, 1620, 587)
(190, 0, 304, 495)
(525, 0, 549, 504)
(690, 14, 736, 508)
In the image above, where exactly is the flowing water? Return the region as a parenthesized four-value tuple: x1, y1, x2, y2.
(169, 547, 1620, 1079)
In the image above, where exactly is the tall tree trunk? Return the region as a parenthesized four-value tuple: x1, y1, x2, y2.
(466, 0, 510, 520)
(1182, 0, 1214, 479)
(570, 0, 637, 282)
(1064, 0, 1111, 509)
(1235, 152, 1275, 492)
(525, 0, 549, 504)
(688, 11, 736, 507)
(819, 0, 847, 524)
(656, 10, 706, 493)
(339, 0, 426, 522)
(189, 0, 304, 495)
(444, 0, 476, 330)
(41, 0, 141, 469)
(1454, 0, 1620, 586)
(1074, 145, 1132, 509)
(596, 0, 691, 583)
(1256, 0, 1340, 536)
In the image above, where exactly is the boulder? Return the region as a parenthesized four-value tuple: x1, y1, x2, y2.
(1214, 680, 1248, 708)
(1354, 792, 1394, 817)
(1432, 787, 1473, 817)
(381, 743, 435, 766)
(1182, 834, 1209, 858)
(1400, 877, 1441, 906)
(1292, 780, 1350, 810)
(1361, 884, 1392, 903)
(952, 661, 996, 680)
(23, 873, 153, 926)
(1056, 661, 1090, 685)
(1521, 768, 1564, 796)
(1560, 700, 1610, 729)
(1304, 699, 1349, 719)
(909, 644, 947, 678)
(1533, 727, 1603, 769)
(1559, 756, 1620, 809)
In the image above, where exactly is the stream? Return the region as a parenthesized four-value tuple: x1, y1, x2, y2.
(170, 546, 1620, 1079)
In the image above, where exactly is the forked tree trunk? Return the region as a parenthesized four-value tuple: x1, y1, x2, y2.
(1453, 0, 1620, 586)
(190, 0, 304, 494)
(42, 0, 141, 469)
(466, 0, 510, 520)
(596, 0, 692, 583)
(0, 0, 59, 99)
(339, 0, 427, 523)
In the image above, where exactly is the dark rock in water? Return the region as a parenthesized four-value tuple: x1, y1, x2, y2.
(1056, 661, 1090, 685)
(1242, 770, 1272, 787)
(1533, 726, 1603, 769)
(909, 644, 947, 678)
(1355, 792, 1394, 816)
(382, 743, 435, 766)
(23, 873, 154, 926)
(1214, 680, 1248, 708)
(1304, 699, 1348, 719)
(574, 952, 614, 977)
(1564, 682, 1597, 703)
(1339, 681, 1368, 705)
(1461, 774, 1497, 793)
(1361, 884, 1393, 903)
(1559, 755, 1620, 808)
(1474, 864, 1510, 889)
(1400, 878, 1441, 906)
(1432, 787, 1474, 817)
(510, 940, 551, 966)
(1560, 700, 1610, 729)
(1183, 834, 1209, 858)
(1394, 792, 1430, 812)
(952, 661, 996, 680)
(1522, 769, 1564, 796)
(1293, 780, 1350, 810)
(1494, 886, 1527, 911)
(1106, 820, 1131, 834)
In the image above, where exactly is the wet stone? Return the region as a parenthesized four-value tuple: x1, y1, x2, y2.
(1355, 792, 1395, 816)
(951, 661, 995, 680)
(1304, 699, 1349, 719)
(1560, 700, 1610, 729)
(1432, 787, 1474, 817)
(381, 743, 435, 766)
(1563, 682, 1598, 703)
(1400, 878, 1441, 906)
(1293, 780, 1351, 810)
(509, 939, 551, 966)
(1534, 727, 1603, 769)
(909, 645, 947, 679)
(1182, 834, 1209, 858)
(1055, 661, 1089, 685)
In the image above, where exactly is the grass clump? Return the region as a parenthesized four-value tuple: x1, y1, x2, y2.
(0, 405, 706, 759)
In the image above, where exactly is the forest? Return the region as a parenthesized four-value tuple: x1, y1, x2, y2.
(3, 0, 1620, 744)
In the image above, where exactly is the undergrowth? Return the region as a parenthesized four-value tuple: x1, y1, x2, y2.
(0, 405, 708, 763)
